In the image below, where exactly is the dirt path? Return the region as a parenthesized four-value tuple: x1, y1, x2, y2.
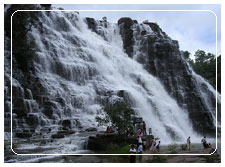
(139, 146, 220, 163)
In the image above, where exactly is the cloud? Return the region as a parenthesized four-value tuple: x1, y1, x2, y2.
(52, 4, 221, 56)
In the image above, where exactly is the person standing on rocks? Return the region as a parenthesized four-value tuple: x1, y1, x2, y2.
(187, 136, 191, 150)
(201, 136, 207, 148)
(150, 138, 156, 153)
(143, 139, 146, 151)
(129, 144, 136, 163)
(156, 140, 160, 152)
(138, 136, 142, 147)
(137, 128, 143, 137)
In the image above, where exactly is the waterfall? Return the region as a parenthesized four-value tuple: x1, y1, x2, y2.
(7, 10, 221, 158)
(187, 62, 221, 128)
(25, 11, 199, 145)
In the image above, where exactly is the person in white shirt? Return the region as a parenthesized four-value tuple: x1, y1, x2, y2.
(201, 136, 207, 148)
(138, 136, 142, 147)
(129, 144, 136, 163)
(187, 136, 191, 150)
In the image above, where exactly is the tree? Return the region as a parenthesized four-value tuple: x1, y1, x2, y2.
(181, 50, 190, 60)
(194, 50, 215, 64)
(191, 50, 219, 92)
(96, 102, 135, 134)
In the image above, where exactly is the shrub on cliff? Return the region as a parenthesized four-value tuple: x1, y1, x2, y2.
(96, 102, 135, 134)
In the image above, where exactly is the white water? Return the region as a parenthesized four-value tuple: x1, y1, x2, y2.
(27, 11, 200, 146)
(186, 61, 221, 128)
(8, 11, 220, 159)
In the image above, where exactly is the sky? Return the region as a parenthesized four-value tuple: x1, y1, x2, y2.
(52, 4, 221, 58)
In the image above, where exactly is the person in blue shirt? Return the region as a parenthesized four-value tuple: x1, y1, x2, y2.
(138, 144, 143, 162)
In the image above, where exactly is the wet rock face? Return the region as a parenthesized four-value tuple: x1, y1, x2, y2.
(118, 19, 217, 136)
(149, 41, 216, 135)
(143, 22, 167, 37)
(118, 17, 134, 57)
(189, 112, 215, 136)
(40, 4, 51, 8)
(87, 132, 137, 150)
(62, 120, 71, 129)
(85, 127, 97, 132)
(16, 132, 33, 138)
(86, 17, 97, 32)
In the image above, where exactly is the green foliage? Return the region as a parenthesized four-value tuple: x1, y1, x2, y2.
(194, 50, 215, 64)
(181, 50, 194, 66)
(192, 50, 220, 92)
(182, 49, 221, 93)
(168, 144, 178, 154)
(106, 143, 130, 154)
(181, 50, 191, 60)
(5, 4, 40, 70)
(106, 143, 120, 152)
(96, 102, 135, 134)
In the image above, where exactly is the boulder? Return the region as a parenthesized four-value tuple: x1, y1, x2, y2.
(13, 108, 27, 118)
(88, 132, 137, 150)
(52, 133, 64, 139)
(43, 107, 54, 118)
(16, 132, 32, 138)
(51, 129, 75, 139)
(86, 17, 97, 32)
(62, 119, 71, 129)
(141, 30, 147, 35)
(27, 114, 39, 126)
(85, 127, 97, 132)
(57, 130, 75, 135)
(118, 17, 133, 26)
(12, 97, 25, 109)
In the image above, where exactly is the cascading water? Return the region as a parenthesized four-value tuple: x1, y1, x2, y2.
(5, 10, 219, 161)
(187, 62, 221, 128)
(32, 11, 198, 143)
(126, 19, 219, 137)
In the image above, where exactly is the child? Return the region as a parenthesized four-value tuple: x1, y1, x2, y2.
(129, 144, 136, 163)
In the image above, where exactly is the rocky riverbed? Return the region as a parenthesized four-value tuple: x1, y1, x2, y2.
(5, 139, 220, 163)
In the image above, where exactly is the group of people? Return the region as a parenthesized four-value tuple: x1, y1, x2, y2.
(128, 121, 147, 137)
(129, 143, 143, 163)
(106, 126, 113, 133)
(129, 126, 148, 163)
(129, 135, 161, 163)
(186, 136, 212, 150)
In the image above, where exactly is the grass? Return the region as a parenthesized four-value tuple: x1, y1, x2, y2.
(106, 143, 130, 154)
